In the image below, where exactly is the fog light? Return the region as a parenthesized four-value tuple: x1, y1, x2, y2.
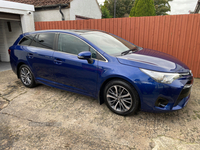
(155, 98, 169, 108)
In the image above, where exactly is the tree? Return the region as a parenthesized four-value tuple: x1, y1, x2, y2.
(129, 0, 139, 17)
(130, 0, 156, 17)
(103, 0, 135, 18)
(100, 5, 112, 18)
(154, 0, 172, 15)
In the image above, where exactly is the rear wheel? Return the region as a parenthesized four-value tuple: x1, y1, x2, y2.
(19, 64, 36, 88)
(104, 80, 139, 116)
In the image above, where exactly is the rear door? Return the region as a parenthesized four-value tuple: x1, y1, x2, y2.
(26, 32, 56, 83)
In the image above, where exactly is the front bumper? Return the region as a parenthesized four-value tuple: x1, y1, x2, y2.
(134, 71, 193, 112)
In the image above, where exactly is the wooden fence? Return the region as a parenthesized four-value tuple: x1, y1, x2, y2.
(35, 14, 200, 78)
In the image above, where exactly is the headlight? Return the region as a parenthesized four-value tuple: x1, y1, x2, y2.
(140, 68, 180, 84)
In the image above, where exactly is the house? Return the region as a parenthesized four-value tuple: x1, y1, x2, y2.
(194, 0, 200, 13)
(7, 0, 102, 22)
(0, 0, 35, 62)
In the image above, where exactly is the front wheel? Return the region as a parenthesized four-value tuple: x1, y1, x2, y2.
(19, 64, 36, 88)
(104, 80, 139, 116)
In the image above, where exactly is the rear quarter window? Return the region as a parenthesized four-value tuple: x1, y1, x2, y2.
(18, 35, 35, 46)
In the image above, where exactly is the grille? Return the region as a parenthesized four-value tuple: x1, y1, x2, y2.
(174, 78, 193, 106)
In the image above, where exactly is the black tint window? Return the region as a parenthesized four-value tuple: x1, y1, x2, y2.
(89, 47, 105, 61)
(58, 34, 90, 55)
(89, 47, 97, 59)
(96, 53, 105, 61)
(30, 33, 55, 49)
(19, 35, 35, 46)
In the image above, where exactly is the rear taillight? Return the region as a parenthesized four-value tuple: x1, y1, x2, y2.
(8, 49, 11, 55)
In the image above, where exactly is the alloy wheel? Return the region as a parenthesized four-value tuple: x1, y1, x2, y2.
(20, 67, 32, 86)
(106, 85, 133, 112)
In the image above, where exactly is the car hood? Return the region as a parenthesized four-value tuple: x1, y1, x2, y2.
(117, 48, 190, 73)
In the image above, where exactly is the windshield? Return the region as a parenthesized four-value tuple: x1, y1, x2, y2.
(82, 31, 140, 55)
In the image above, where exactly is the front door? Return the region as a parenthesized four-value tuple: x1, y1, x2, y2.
(53, 33, 98, 96)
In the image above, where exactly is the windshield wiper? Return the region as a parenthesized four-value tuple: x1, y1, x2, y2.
(121, 48, 138, 56)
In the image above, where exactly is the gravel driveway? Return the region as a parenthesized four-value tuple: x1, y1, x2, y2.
(0, 70, 200, 150)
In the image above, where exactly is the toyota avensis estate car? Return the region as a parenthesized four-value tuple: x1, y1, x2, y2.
(9, 30, 193, 116)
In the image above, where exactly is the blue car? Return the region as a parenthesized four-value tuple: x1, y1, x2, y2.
(9, 30, 193, 116)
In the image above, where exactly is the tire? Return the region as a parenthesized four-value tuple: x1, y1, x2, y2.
(104, 80, 139, 116)
(19, 64, 36, 88)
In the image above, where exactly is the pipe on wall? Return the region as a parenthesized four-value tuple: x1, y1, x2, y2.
(59, 5, 65, 21)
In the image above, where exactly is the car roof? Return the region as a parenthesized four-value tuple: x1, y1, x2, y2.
(23, 29, 108, 36)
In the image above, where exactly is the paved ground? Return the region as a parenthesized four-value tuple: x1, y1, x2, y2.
(0, 70, 200, 150)
(0, 62, 11, 72)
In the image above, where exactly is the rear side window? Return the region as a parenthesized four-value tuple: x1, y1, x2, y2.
(19, 35, 35, 46)
(30, 33, 55, 50)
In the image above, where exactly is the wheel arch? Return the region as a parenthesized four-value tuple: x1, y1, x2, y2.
(16, 61, 33, 78)
(17, 62, 27, 78)
(98, 76, 141, 107)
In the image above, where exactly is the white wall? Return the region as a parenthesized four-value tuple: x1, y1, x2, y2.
(33, 0, 102, 22)
(0, 20, 22, 62)
(70, 0, 102, 20)
(0, 0, 35, 62)
(5, 20, 22, 47)
(0, 1, 34, 12)
(0, 1, 35, 33)
(20, 12, 35, 33)
(34, 8, 70, 22)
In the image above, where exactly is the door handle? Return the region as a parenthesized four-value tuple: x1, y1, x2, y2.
(28, 53, 33, 59)
(54, 58, 63, 65)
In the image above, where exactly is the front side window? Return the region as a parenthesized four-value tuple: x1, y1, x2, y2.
(58, 34, 90, 55)
(58, 34, 106, 61)
(19, 35, 35, 46)
(89, 47, 105, 61)
(30, 33, 55, 50)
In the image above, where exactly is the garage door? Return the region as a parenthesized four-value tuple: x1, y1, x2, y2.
(0, 13, 22, 62)
(0, 12, 20, 21)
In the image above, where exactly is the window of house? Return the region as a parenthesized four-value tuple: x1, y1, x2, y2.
(30, 33, 55, 50)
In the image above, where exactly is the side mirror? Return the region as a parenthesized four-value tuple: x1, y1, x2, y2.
(77, 51, 93, 64)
